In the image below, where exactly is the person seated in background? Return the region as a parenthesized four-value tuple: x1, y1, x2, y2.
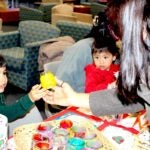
(84, 36, 120, 93)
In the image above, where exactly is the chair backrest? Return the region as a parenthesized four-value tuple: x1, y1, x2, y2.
(91, 2, 107, 16)
(56, 20, 92, 41)
(38, 3, 56, 22)
(19, 5, 43, 21)
(19, 21, 61, 46)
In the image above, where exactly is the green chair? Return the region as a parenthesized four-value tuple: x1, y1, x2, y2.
(19, 3, 56, 22)
(91, 2, 107, 16)
(56, 20, 92, 41)
(0, 21, 60, 91)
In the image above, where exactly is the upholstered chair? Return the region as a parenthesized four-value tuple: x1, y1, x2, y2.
(0, 21, 60, 91)
(51, 3, 93, 25)
(19, 3, 56, 22)
(56, 20, 92, 41)
(90, 2, 107, 16)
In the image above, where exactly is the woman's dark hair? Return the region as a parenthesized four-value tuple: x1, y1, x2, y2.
(107, 0, 150, 104)
(0, 55, 6, 68)
(85, 12, 110, 41)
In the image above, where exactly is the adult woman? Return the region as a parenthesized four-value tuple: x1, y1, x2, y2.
(43, 0, 150, 121)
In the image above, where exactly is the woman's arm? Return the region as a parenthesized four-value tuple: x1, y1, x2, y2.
(43, 79, 147, 118)
(89, 89, 145, 116)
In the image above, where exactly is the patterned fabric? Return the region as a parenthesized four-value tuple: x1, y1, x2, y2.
(38, 3, 56, 22)
(19, 5, 43, 21)
(0, 21, 61, 91)
(20, 3, 56, 22)
(0, 31, 19, 49)
(56, 21, 92, 41)
(91, 2, 107, 16)
(19, 21, 60, 46)
(0, 47, 24, 70)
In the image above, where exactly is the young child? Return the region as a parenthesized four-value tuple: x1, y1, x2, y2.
(0, 54, 47, 122)
(84, 36, 120, 93)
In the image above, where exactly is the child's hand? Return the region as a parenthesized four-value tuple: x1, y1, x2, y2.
(28, 84, 47, 102)
(107, 81, 117, 89)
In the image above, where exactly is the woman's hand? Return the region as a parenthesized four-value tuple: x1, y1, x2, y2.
(43, 78, 77, 107)
(28, 84, 48, 102)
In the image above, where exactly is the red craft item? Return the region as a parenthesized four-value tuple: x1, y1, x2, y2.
(33, 133, 43, 141)
(35, 142, 50, 149)
(60, 119, 73, 129)
(37, 124, 47, 131)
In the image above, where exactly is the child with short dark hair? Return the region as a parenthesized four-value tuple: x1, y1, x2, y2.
(84, 36, 120, 93)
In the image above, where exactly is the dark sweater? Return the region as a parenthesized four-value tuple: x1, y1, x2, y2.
(0, 93, 34, 122)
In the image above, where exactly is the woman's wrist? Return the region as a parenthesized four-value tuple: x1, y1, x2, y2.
(70, 92, 90, 109)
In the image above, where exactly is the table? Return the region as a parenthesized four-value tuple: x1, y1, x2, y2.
(8, 107, 150, 150)
(0, 8, 19, 23)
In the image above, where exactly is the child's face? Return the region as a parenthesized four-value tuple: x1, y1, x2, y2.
(0, 67, 8, 93)
(93, 51, 116, 70)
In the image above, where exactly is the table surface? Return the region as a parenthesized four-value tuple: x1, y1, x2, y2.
(8, 107, 150, 150)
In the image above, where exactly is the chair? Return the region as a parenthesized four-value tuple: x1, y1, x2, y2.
(19, 3, 56, 22)
(90, 2, 107, 16)
(0, 20, 61, 91)
(51, 3, 93, 25)
(56, 20, 92, 41)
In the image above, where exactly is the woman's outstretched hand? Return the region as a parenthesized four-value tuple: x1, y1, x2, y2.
(43, 77, 77, 107)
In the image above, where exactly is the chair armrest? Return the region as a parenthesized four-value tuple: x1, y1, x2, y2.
(25, 38, 58, 47)
(0, 31, 19, 49)
(51, 14, 77, 25)
(73, 12, 93, 24)
(19, 5, 44, 21)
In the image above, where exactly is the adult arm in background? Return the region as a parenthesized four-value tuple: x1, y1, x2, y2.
(56, 38, 93, 92)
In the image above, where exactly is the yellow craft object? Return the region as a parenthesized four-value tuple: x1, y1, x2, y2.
(40, 71, 56, 89)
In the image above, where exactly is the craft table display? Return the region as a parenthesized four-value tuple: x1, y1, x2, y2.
(8, 106, 150, 150)
(0, 8, 19, 23)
